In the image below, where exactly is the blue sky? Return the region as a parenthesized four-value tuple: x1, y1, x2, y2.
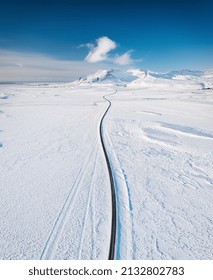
(0, 0, 213, 81)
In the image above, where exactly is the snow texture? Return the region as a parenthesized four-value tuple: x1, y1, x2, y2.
(0, 69, 213, 259)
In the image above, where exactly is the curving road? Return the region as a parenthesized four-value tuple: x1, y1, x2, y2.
(39, 88, 117, 260)
(99, 89, 117, 260)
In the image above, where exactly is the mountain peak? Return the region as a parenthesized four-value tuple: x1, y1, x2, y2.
(70, 68, 212, 90)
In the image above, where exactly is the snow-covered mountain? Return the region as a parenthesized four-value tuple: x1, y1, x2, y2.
(70, 68, 213, 90)
(126, 69, 211, 89)
(71, 69, 135, 86)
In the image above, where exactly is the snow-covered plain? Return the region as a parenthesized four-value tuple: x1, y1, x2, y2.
(105, 87, 213, 259)
(0, 85, 112, 259)
(0, 69, 213, 259)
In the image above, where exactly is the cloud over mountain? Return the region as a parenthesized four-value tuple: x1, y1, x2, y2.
(114, 51, 134, 65)
(84, 36, 135, 65)
(85, 37, 116, 63)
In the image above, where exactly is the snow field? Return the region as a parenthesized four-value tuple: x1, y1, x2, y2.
(0, 84, 112, 259)
(105, 87, 213, 259)
(0, 81, 213, 259)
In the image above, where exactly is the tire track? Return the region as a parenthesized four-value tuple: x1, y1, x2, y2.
(78, 152, 99, 259)
(99, 89, 117, 260)
(40, 88, 117, 260)
(40, 139, 98, 260)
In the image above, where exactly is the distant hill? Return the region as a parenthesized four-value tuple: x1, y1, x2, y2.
(69, 68, 213, 90)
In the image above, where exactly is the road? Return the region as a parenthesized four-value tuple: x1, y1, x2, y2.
(99, 89, 117, 260)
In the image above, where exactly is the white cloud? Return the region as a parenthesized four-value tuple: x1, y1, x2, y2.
(85, 36, 117, 63)
(0, 49, 104, 82)
(84, 36, 138, 66)
(114, 51, 134, 65)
